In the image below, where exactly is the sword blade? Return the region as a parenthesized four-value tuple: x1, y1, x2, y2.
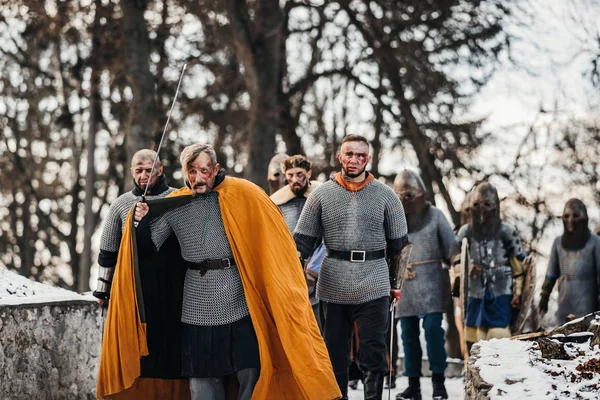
(142, 63, 188, 199)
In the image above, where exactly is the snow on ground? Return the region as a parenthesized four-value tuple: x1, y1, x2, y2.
(348, 376, 465, 399)
(0, 268, 92, 306)
(475, 337, 600, 399)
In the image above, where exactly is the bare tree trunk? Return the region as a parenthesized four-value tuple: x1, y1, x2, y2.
(227, 0, 283, 190)
(121, 0, 155, 188)
(69, 176, 82, 291)
(371, 100, 383, 177)
(78, 1, 102, 293)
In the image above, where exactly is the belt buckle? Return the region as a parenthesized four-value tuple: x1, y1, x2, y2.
(222, 258, 232, 269)
(350, 250, 366, 263)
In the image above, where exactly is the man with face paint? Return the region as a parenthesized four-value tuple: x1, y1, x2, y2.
(391, 170, 454, 400)
(451, 182, 526, 351)
(267, 153, 289, 195)
(294, 135, 410, 400)
(128, 144, 340, 400)
(539, 199, 600, 324)
(271, 155, 323, 318)
(94, 149, 175, 306)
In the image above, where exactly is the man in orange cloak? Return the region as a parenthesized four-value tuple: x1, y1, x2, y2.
(96, 144, 340, 400)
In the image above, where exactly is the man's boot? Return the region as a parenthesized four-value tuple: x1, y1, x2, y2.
(363, 371, 384, 400)
(395, 377, 421, 400)
(334, 371, 349, 400)
(431, 373, 448, 400)
(384, 374, 396, 389)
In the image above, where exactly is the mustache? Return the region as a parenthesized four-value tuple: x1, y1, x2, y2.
(193, 182, 207, 188)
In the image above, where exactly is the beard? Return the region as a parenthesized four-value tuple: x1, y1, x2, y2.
(192, 182, 212, 195)
(291, 182, 308, 196)
(342, 165, 366, 178)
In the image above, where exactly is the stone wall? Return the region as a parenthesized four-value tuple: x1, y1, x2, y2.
(464, 343, 492, 400)
(0, 299, 103, 400)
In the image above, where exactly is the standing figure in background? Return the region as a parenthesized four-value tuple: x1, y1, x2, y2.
(451, 182, 526, 352)
(452, 191, 473, 363)
(93, 149, 174, 305)
(270, 155, 323, 320)
(267, 153, 289, 195)
(460, 192, 473, 226)
(393, 170, 454, 400)
(539, 199, 600, 324)
(294, 135, 411, 400)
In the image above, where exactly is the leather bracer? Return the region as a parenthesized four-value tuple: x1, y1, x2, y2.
(388, 242, 413, 290)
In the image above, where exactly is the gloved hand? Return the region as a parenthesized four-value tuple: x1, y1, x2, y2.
(93, 290, 110, 308)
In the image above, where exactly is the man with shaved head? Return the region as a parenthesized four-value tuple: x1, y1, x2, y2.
(539, 198, 600, 323)
(93, 149, 174, 305)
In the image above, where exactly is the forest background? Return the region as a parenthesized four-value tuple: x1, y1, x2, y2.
(1, 0, 599, 319)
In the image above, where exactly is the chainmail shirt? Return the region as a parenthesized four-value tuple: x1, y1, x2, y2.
(278, 195, 319, 306)
(95, 178, 173, 295)
(395, 207, 455, 318)
(280, 197, 307, 232)
(456, 222, 524, 299)
(294, 178, 408, 304)
(99, 186, 175, 255)
(546, 235, 600, 322)
(149, 192, 250, 326)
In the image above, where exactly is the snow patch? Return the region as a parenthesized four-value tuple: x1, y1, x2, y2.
(0, 268, 93, 306)
(475, 338, 600, 399)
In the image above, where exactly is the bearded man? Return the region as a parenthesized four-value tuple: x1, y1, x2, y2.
(294, 134, 411, 400)
(270, 155, 323, 318)
(452, 182, 526, 352)
(94, 149, 174, 306)
(393, 170, 454, 400)
(539, 199, 600, 324)
(96, 144, 340, 400)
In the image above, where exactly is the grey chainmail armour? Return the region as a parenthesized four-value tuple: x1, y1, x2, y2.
(149, 192, 250, 326)
(395, 207, 455, 318)
(96, 181, 174, 294)
(456, 222, 524, 299)
(294, 179, 408, 304)
(278, 196, 319, 306)
(280, 197, 307, 232)
(546, 235, 600, 322)
(99, 188, 176, 253)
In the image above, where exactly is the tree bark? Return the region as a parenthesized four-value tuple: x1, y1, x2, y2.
(227, 0, 283, 190)
(121, 0, 155, 189)
(78, 0, 102, 293)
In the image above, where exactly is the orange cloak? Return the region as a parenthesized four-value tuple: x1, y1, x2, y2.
(96, 177, 341, 400)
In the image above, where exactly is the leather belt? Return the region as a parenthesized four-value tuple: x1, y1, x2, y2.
(189, 258, 235, 271)
(326, 249, 386, 263)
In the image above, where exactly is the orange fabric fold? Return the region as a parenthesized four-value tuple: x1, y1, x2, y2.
(96, 210, 190, 400)
(334, 172, 374, 192)
(171, 179, 341, 399)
